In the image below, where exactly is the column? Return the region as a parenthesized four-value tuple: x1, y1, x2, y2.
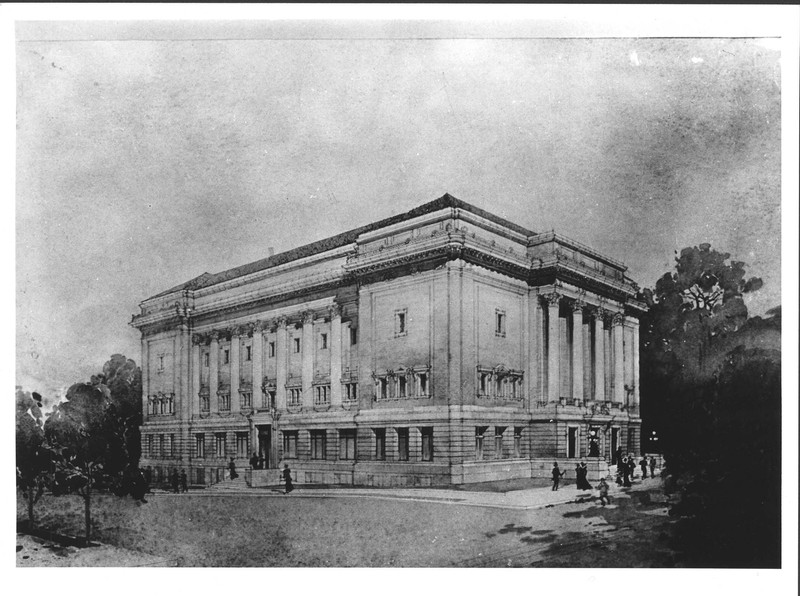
(251, 321, 264, 408)
(209, 331, 220, 413)
(230, 327, 240, 414)
(276, 318, 288, 409)
(178, 322, 190, 466)
(329, 305, 343, 406)
(593, 309, 605, 402)
(632, 319, 640, 408)
(141, 336, 150, 422)
(613, 313, 625, 404)
(543, 293, 561, 402)
(301, 311, 314, 407)
(571, 301, 584, 401)
(191, 335, 201, 415)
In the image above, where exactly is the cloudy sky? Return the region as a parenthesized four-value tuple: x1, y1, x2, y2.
(13, 17, 784, 400)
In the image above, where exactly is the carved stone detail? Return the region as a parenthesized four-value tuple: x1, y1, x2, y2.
(541, 292, 562, 308)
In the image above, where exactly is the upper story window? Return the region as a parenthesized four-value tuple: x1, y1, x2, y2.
(320, 333, 328, 350)
(245, 345, 252, 361)
(495, 309, 506, 337)
(394, 309, 407, 337)
(350, 327, 358, 345)
(156, 354, 165, 372)
(293, 338, 301, 353)
(223, 349, 230, 364)
(203, 352, 209, 367)
(269, 342, 276, 358)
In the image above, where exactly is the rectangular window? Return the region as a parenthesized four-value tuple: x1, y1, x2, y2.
(339, 430, 357, 460)
(245, 345, 252, 361)
(203, 352, 209, 367)
(223, 349, 230, 364)
(293, 338, 301, 353)
(320, 333, 328, 350)
(398, 375, 407, 398)
(374, 428, 386, 461)
(495, 427, 506, 459)
(514, 427, 523, 458)
(167, 434, 174, 457)
(200, 394, 210, 412)
(195, 434, 205, 459)
(236, 432, 249, 458)
(479, 373, 488, 395)
(421, 427, 433, 462)
(568, 427, 578, 459)
(310, 430, 327, 460)
(418, 373, 428, 396)
(240, 391, 252, 409)
(288, 388, 302, 406)
(394, 310, 407, 337)
(282, 431, 298, 458)
(215, 433, 226, 458)
(269, 342, 276, 358)
(344, 382, 358, 402)
(314, 385, 330, 405)
(147, 434, 153, 457)
(350, 327, 358, 345)
(397, 428, 409, 461)
(157, 355, 165, 372)
(496, 310, 506, 337)
(159, 434, 165, 457)
(264, 389, 276, 409)
(380, 377, 389, 399)
(475, 427, 487, 460)
(219, 393, 231, 412)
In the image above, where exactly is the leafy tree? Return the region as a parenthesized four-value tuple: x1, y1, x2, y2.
(16, 388, 52, 530)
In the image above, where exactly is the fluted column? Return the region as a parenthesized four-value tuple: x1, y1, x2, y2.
(612, 313, 625, 404)
(632, 319, 640, 408)
(191, 335, 202, 416)
(209, 331, 220, 414)
(251, 321, 264, 408)
(141, 336, 150, 422)
(593, 309, 605, 401)
(276, 318, 288, 409)
(329, 305, 342, 407)
(571, 301, 584, 401)
(230, 328, 240, 414)
(543, 293, 561, 402)
(301, 311, 314, 407)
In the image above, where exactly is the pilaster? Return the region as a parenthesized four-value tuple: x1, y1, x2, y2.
(209, 331, 220, 414)
(593, 309, 605, 401)
(571, 301, 584, 401)
(543, 292, 561, 402)
(276, 318, 288, 410)
(612, 313, 625, 404)
(329, 305, 343, 407)
(229, 327, 240, 414)
(251, 321, 264, 408)
(301, 311, 314, 408)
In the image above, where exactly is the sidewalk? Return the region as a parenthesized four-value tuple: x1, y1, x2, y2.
(153, 476, 661, 511)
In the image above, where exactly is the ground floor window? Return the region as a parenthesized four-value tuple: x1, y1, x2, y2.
(397, 428, 409, 461)
(421, 427, 433, 462)
(475, 426, 488, 460)
(374, 428, 386, 460)
(310, 430, 326, 460)
(146, 434, 153, 457)
(215, 433, 226, 458)
(339, 429, 357, 460)
(494, 427, 506, 459)
(236, 432, 249, 458)
(195, 467, 205, 485)
(514, 427, 523, 458)
(195, 434, 205, 458)
(283, 431, 298, 458)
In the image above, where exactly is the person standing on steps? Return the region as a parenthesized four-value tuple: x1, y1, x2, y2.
(282, 463, 294, 494)
(179, 469, 188, 493)
(551, 462, 565, 491)
(228, 457, 238, 481)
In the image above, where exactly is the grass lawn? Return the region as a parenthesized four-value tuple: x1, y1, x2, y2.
(17, 484, 677, 567)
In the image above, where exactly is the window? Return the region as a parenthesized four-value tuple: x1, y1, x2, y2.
(494, 427, 506, 459)
(223, 349, 230, 364)
(147, 434, 153, 457)
(398, 375, 407, 398)
(380, 377, 389, 399)
(167, 434, 174, 457)
(288, 388, 302, 406)
(350, 327, 358, 345)
(514, 427, 523, 458)
(314, 385, 330, 405)
(203, 352, 209, 367)
(236, 432, 249, 458)
(397, 428, 409, 461)
(158, 434, 165, 457)
(374, 428, 386, 460)
(240, 391, 252, 409)
(282, 431, 298, 458)
(245, 345, 252, 361)
(339, 430, 357, 460)
(215, 433, 226, 457)
(320, 333, 328, 350)
(195, 434, 205, 459)
(421, 427, 433, 462)
(157, 355, 165, 372)
(310, 430, 326, 460)
(269, 342, 276, 358)
(475, 427, 488, 460)
(293, 338, 301, 353)
(394, 310, 407, 337)
(418, 373, 428, 396)
(568, 427, 579, 459)
(479, 373, 488, 395)
(495, 310, 506, 337)
(200, 394, 210, 412)
(219, 393, 231, 412)
(263, 389, 276, 409)
(344, 382, 358, 402)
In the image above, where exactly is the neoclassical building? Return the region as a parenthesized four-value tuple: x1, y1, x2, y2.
(132, 194, 646, 487)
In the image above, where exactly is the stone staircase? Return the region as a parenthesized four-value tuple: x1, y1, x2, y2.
(204, 475, 250, 493)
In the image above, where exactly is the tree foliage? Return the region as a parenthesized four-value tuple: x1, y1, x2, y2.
(639, 243, 780, 567)
(16, 388, 51, 529)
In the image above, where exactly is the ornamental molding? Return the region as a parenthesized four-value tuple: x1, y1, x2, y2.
(541, 292, 562, 307)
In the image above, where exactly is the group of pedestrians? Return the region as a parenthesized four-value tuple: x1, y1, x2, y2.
(614, 451, 657, 487)
(550, 454, 659, 505)
(170, 469, 189, 493)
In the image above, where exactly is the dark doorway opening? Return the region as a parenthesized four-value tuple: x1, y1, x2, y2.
(257, 425, 272, 469)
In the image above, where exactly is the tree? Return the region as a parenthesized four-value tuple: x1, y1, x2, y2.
(16, 388, 52, 530)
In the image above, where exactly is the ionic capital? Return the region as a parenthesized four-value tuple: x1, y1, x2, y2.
(191, 333, 207, 346)
(209, 330, 221, 342)
(276, 316, 288, 329)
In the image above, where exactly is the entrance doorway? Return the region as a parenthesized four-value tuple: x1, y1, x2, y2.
(611, 428, 620, 464)
(588, 426, 601, 457)
(257, 425, 272, 469)
(568, 427, 578, 458)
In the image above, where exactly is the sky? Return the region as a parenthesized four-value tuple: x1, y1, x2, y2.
(12, 17, 786, 402)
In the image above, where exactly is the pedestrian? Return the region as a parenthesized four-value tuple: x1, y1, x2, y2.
(171, 469, 180, 493)
(640, 457, 648, 479)
(621, 457, 631, 487)
(228, 457, 238, 480)
(132, 469, 148, 504)
(577, 462, 592, 489)
(258, 454, 265, 470)
(282, 463, 294, 494)
(597, 477, 611, 506)
(249, 452, 259, 471)
(629, 454, 637, 480)
(649, 456, 657, 478)
(180, 469, 188, 493)
(551, 462, 564, 491)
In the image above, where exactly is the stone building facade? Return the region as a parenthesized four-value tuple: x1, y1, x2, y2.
(131, 194, 646, 487)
